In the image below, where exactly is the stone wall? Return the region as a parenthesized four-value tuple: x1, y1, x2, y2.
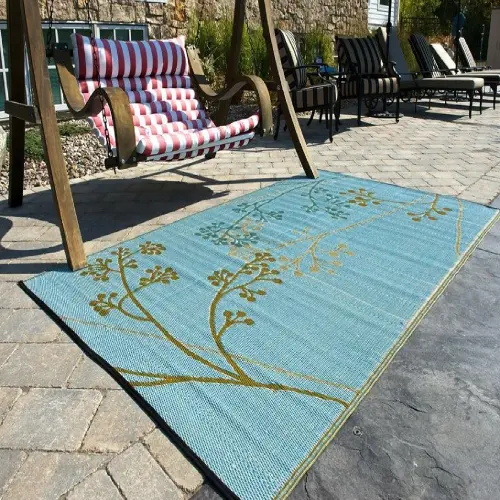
(0, 0, 368, 40)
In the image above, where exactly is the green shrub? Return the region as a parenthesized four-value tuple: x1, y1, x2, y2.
(186, 16, 270, 81)
(300, 28, 335, 66)
(6, 121, 90, 162)
(23, 129, 45, 162)
(58, 121, 89, 137)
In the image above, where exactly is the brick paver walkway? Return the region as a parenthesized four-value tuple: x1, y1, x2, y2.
(0, 99, 499, 499)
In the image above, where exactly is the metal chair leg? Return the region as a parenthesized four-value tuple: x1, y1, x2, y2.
(274, 106, 281, 140)
(479, 89, 483, 115)
(329, 90, 334, 142)
(307, 110, 315, 126)
(469, 91, 473, 119)
(395, 93, 400, 123)
(334, 99, 340, 132)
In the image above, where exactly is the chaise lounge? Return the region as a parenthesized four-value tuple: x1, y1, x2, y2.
(407, 33, 485, 118)
(430, 40, 498, 109)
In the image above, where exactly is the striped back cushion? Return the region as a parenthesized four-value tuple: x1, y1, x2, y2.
(337, 36, 385, 74)
(275, 29, 307, 89)
(408, 34, 442, 78)
(72, 34, 189, 80)
(457, 37, 476, 68)
(430, 43, 458, 73)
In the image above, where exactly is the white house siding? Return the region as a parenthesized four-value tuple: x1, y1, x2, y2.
(368, 0, 399, 29)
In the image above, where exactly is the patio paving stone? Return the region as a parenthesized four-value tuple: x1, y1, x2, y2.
(145, 428, 204, 493)
(0, 388, 102, 451)
(0, 387, 22, 422)
(1, 451, 110, 500)
(0, 344, 81, 387)
(107, 443, 183, 500)
(82, 391, 155, 453)
(66, 469, 124, 500)
(0, 308, 61, 343)
(68, 355, 122, 390)
(0, 343, 17, 366)
(0, 450, 27, 496)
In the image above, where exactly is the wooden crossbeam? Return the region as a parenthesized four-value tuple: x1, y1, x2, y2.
(5, 101, 40, 124)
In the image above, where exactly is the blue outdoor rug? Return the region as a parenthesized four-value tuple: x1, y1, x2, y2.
(23, 172, 499, 499)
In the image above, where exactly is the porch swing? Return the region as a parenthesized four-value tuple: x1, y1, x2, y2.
(5, 0, 318, 270)
(50, 0, 274, 169)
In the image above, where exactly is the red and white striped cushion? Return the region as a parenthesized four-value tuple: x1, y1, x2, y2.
(72, 34, 189, 79)
(72, 34, 259, 160)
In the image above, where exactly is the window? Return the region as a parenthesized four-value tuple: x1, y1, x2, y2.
(378, 0, 390, 8)
(0, 22, 148, 119)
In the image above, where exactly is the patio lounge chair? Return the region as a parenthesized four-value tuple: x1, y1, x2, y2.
(430, 41, 498, 109)
(274, 29, 339, 141)
(376, 28, 484, 117)
(335, 35, 400, 125)
(456, 37, 499, 71)
(408, 33, 485, 117)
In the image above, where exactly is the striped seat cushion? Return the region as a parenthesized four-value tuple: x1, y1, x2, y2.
(408, 34, 443, 78)
(275, 29, 307, 89)
(336, 37, 385, 75)
(340, 77, 398, 97)
(290, 83, 338, 110)
(72, 34, 259, 160)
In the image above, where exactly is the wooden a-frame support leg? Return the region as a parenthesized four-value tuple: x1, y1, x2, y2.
(12, 0, 87, 270)
(7, 0, 26, 208)
(257, 0, 318, 179)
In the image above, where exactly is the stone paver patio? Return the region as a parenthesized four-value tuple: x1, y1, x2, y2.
(0, 99, 499, 499)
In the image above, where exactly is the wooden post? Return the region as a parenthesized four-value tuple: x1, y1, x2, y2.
(257, 0, 318, 179)
(20, 0, 87, 270)
(7, 0, 26, 207)
(213, 0, 247, 126)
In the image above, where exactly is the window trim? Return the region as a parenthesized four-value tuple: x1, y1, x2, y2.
(377, 0, 390, 11)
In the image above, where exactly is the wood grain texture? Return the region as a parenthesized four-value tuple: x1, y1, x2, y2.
(7, 0, 27, 207)
(22, 0, 86, 270)
(257, 0, 318, 179)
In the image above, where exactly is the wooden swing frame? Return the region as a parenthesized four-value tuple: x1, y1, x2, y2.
(5, 0, 318, 271)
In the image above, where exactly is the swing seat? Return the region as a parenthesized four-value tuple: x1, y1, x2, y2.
(54, 34, 273, 167)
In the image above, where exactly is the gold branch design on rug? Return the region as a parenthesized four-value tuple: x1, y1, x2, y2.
(81, 244, 353, 406)
(340, 189, 453, 222)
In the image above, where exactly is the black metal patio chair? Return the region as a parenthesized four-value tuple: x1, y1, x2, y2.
(274, 29, 339, 142)
(335, 35, 400, 126)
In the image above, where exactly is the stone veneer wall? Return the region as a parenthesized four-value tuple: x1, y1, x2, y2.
(0, 0, 368, 40)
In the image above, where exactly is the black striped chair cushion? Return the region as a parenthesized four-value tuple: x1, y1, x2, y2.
(275, 29, 307, 90)
(336, 36, 385, 75)
(457, 37, 477, 68)
(290, 83, 338, 110)
(408, 34, 443, 78)
(339, 77, 398, 98)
